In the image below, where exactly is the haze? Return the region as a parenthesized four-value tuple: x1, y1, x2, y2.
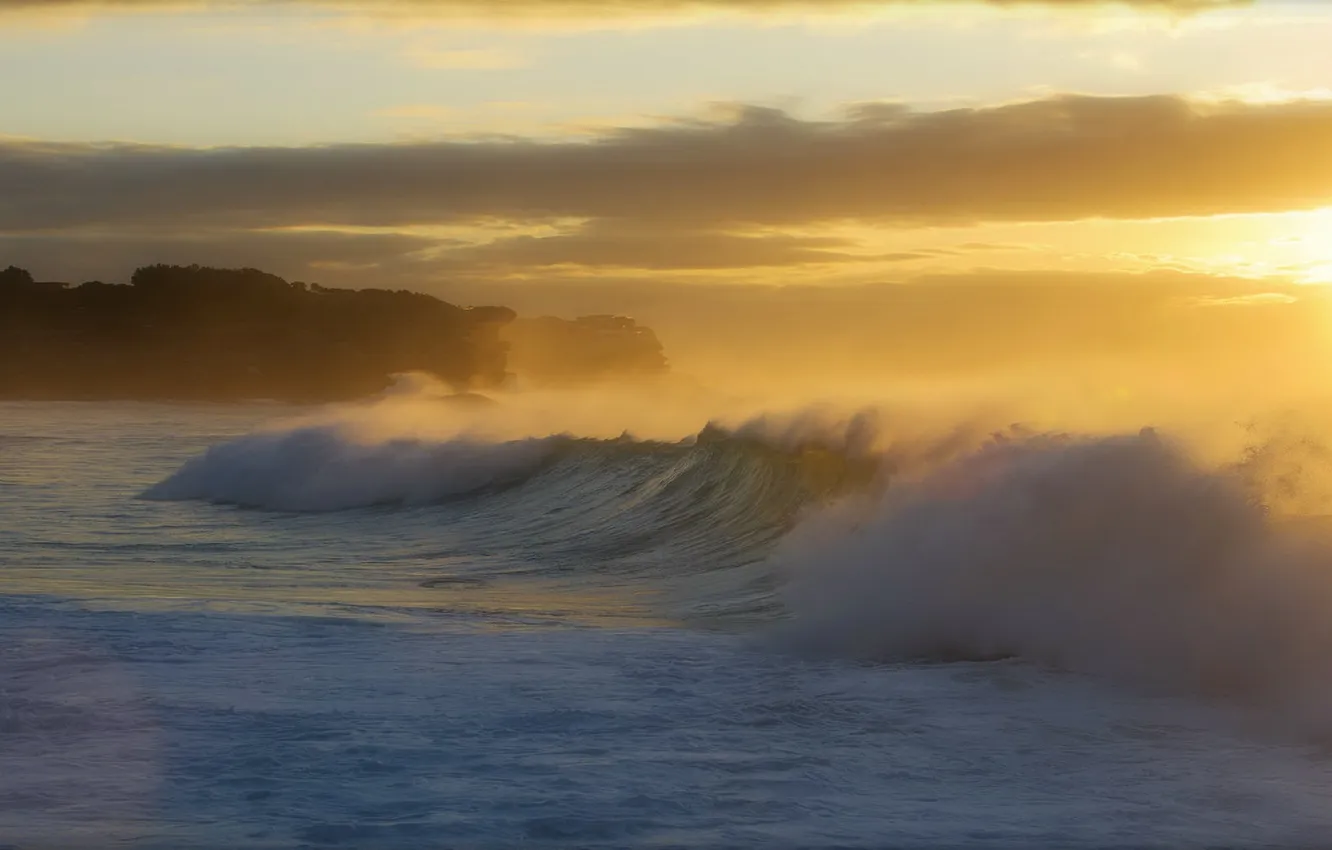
(3, 0, 1331, 409)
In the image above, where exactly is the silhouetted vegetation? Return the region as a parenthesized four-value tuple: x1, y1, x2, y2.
(0, 264, 669, 401)
(0, 264, 517, 401)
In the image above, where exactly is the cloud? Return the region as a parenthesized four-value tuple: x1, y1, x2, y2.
(4, 94, 1331, 236)
(0, 0, 1251, 21)
(1080, 49, 1146, 72)
(401, 46, 526, 70)
(2, 221, 905, 284)
(0, 228, 436, 283)
(955, 242, 1038, 252)
(1193, 292, 1298, 307)
(373, 104, 457, 120)
(433, 226, 867, 270)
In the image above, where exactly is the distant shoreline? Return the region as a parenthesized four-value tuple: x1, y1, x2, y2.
(1, 263, 667, 402)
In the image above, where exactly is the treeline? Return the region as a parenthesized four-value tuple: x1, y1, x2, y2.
(0, 264, 666, 401)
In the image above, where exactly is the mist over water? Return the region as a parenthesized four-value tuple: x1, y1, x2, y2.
(775, 429, 1332, 726)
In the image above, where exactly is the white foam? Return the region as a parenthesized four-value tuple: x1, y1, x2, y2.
(142, 424, 560, 511)
(140, 376, 918, 513)
(774, 428, 1332, 717)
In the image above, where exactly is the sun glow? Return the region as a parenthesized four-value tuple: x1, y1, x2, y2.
(1281, 208, 1332, 284)
(1303, 264, 1332, 285)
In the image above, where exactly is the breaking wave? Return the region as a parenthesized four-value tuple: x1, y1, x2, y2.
(146, 399, 1332, 725)
(143, 427, 566, 512)
(775, 427, 1332, 723)
(142, 410, 881, 620)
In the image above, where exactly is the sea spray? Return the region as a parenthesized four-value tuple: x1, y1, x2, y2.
(142, 385, 897, 513)
(773, 428, 1332, 717)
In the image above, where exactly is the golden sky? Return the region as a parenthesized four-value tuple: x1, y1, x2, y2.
(1, 0, 1329, 317)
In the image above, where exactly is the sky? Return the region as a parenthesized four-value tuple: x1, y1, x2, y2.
(3, 0, 1332, 387)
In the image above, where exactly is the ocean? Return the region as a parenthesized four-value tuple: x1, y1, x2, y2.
(6, 390, 1332, 849)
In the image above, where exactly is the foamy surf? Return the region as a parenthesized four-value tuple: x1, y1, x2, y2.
(773, 427, 1332, 726)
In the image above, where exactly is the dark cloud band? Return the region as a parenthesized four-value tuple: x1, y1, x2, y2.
(3, 94, 1330, 234)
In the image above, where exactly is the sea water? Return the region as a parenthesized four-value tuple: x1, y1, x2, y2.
(5, 398, 1332, 848)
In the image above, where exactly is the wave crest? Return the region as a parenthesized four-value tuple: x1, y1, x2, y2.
(142, 425, 562, 511)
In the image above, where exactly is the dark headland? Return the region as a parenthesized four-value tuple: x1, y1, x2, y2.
(0, 264, 668, 402)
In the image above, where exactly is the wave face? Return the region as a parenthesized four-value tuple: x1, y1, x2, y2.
(147, 403, 1332, 724)
(143, 425, 565, 512)
(143, 414, 878, 619)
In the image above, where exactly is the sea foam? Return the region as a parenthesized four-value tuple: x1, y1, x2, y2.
(774, 428, 1332, 720)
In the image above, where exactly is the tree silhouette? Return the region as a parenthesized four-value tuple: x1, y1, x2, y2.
(0, 263, 665, 400)
(0, 264, 515, 400)
(0, 265, 34, 288)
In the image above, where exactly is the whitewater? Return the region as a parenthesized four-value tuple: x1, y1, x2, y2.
(8, 383, 1332, 848)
